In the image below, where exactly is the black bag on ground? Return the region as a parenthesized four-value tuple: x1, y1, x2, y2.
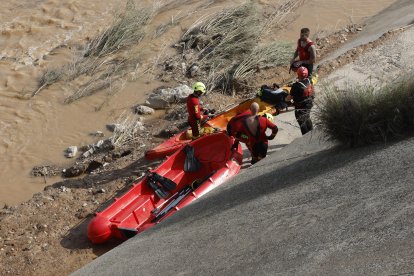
(258, 85, 289, 110)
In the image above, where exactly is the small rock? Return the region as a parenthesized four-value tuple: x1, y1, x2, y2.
(86, 160, 103, 173)
(106, 124, 124, 132)
(79, 144, 92, 152)
(145, 85, 193, 109)
(356, 27, 362, 31)
(91, 131, 104, 137)
(159, 126, 181, 138)
(135, 105, 155, 115)
(41, 195, 54, 202)
(100, 139, 115, 151)
(60, 186, 71, 193)
(103, 155, 113, 162)
(62, 164, 87, 178)
(189, 64, 199, 77)
(183, 53, 192, 61)
(93, 188, 106, 195)
(82, 203, 88, 207)
(65, 146, 78, 158)
(112, 149, 132, 159)
(82, 148, 95, 158)
(181, 62, 187, 75)
(41, 243, 48, 251)
(35, 223, 48, 230)
(95, 140, 104, 148)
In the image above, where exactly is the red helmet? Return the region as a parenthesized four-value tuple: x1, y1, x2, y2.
(297, 66, 308, 78)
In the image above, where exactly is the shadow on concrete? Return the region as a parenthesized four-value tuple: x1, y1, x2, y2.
(153, 141, 394, 232)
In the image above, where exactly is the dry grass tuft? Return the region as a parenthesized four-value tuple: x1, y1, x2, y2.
(32, 68, 63, 97)
(84, 0, 157, 57)
(110, 113, 145, 147)
(33, 0, 158, 102)
(171, 0, 302, 94)
(315, 73, 414, 146)
(233, 41, 292, 80)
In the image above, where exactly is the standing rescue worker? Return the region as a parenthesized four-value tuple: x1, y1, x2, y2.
(230, 102, 278, 164)
(187, 82, 207, 139)
(290, 27, 316, 77)
(287, 66, 314, 135)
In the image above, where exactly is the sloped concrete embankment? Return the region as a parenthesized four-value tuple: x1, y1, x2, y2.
(321, 0, 414, 63)
(74, 130, 414, 275)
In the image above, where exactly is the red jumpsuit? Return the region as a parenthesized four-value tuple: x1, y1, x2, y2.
(239, 116, 278, 164)
(187, 94, 204, 138)
(226, 110, 251, 144)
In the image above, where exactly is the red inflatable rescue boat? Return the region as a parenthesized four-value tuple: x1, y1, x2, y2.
(88, 132, 242, 244)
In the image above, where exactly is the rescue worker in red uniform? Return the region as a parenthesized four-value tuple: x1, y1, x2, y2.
(287, 66, 314, 135)
(187, 82, 207, 139)
(229, 102, 278, 164)
(226, 110, 251, 141)
(290, 27, 316, 76)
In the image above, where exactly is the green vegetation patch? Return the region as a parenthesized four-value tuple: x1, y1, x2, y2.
(315, 74, 414, 146)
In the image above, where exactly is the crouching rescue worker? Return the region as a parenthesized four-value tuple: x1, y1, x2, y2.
(287, 66, 314, 135)
(187, 82, 208, 139)
(229, 102, 278, 164)
(226, 109, 251, 151)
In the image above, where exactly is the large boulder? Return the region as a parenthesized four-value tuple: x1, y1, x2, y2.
(146, 84, 193, 109)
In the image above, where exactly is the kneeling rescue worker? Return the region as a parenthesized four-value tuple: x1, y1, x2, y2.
(187, 82, 207, 139)
(230, 102, 278, 164)
(287, 66, 314, 135)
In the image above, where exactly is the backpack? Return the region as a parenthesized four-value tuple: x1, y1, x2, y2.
(258, 85, 289, 109)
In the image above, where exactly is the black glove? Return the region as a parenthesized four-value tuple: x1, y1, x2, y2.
(231, 141, 239, 151)
(266, 134, 276, 140)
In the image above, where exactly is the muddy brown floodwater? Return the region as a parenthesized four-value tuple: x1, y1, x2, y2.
(0, 0, 397, 206)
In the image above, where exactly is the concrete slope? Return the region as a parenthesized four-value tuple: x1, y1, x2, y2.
(74, 131, 414, 275)
(325, 25, 414, 89)
(321, 0, 414, 63)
